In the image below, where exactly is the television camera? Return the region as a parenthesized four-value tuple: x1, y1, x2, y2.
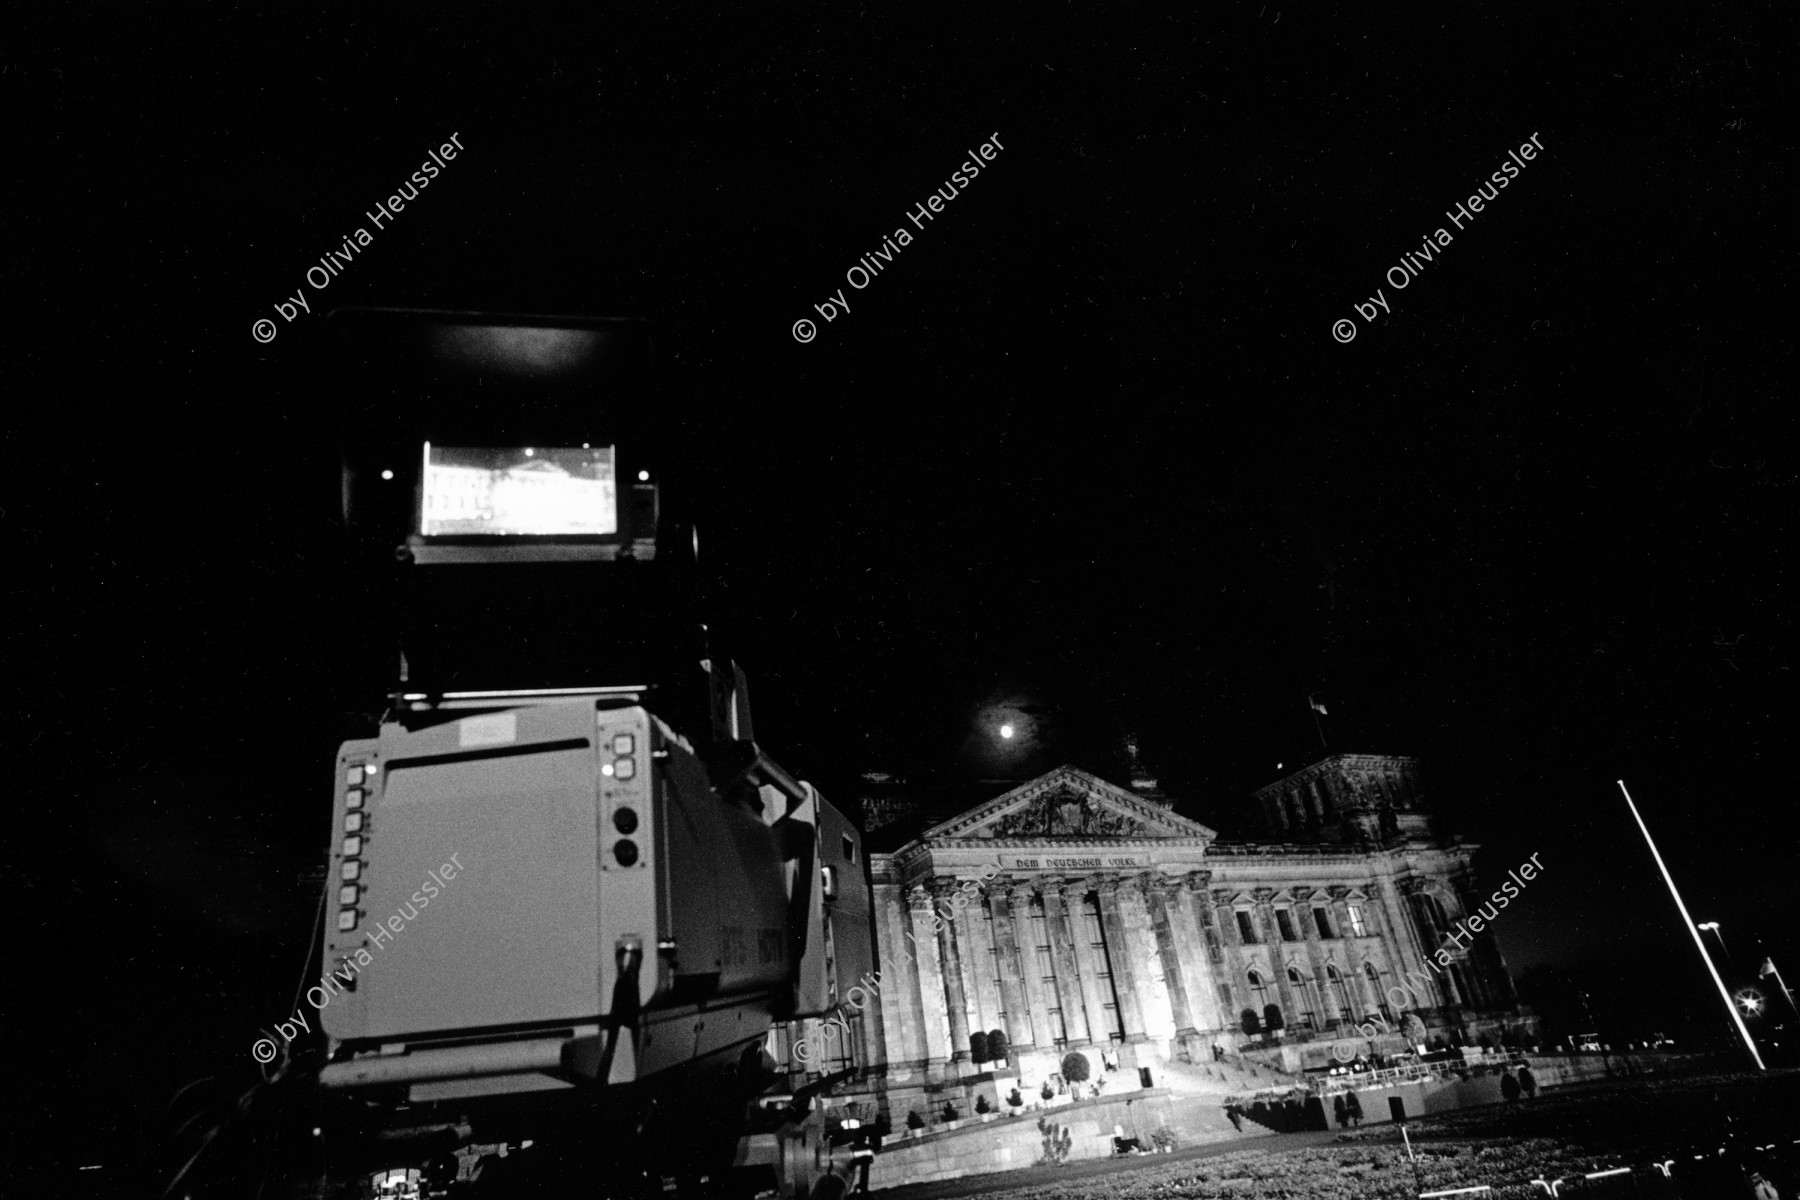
(272, 310, 873, 1198)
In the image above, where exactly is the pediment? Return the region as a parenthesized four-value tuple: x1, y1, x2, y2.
(923, 765, 1217, 842)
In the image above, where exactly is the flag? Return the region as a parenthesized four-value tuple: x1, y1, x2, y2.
(1761, 957, 1776, 978)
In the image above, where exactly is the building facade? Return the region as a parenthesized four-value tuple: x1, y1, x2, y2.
(782, 754, 1536, 1101)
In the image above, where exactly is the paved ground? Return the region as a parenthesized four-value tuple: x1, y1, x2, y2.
(869, 1128, 1342, 1200)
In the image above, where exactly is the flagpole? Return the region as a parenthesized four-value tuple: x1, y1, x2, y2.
(1767, 959, 1799, 1019)
(1617, 780, 1765, 1071)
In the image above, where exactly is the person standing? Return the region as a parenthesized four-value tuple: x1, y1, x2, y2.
(1333, 1094, 1348, 1129)
(1501, 1069, 1521, 1106)
(1518, 1063, 1538, 1100)
(1344, 1089, 1362, 1128)
(840, 1117, 876, 1195)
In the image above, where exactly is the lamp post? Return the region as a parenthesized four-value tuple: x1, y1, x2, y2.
(1618, 781, 1765, 1071)
(1696, 922, 1735, 975)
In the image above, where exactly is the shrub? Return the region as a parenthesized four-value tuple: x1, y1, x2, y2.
(1061, 1051, 1091, 1084)
(1241, 1008, 1262, 1035)
(969, 1030, 989, 1064)
(905, 1110, 924, 1131)
(1263, 1003, 1286, 1034)
(975, 1094, 992, 1114)
(1007, 1088, 1024, 1108)
(1041, 1080, 1055, 1101)
(1036, 1118, 1073, 1166)
(987, 1028, 1009, 1064)
(941, 1100, 958, 1123)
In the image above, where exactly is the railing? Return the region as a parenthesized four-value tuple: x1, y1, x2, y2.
(1323, 1057, 1529, 1092)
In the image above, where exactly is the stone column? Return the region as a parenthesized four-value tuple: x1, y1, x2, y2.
(986, 884, 1036, 1049)
(1377, 877, 1438, 1010)
(1404, 883, 1467, 1008)
(1454, 872, 1515, 1007)
(906, 885, 952, 1071)
(1040, 877, 1093, 1045)
(1145, 877, 1198, 1060)
(855, 946, 889, 1070)
(872, 880, 927, 1074)
(930, 882, 974, 1065)
(957, 906, 997, 1038)
(1008, 881, 1057, 1048)
(1094, 876, 1148, 1043)
(1170, 872, 1222, 1033)
(1065, 879, 1118, 1044)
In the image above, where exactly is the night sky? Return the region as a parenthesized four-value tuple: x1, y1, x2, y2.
(10, 2, 1795, 1188)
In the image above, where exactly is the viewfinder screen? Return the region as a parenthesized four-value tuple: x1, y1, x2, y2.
(420, 445, 618, 536)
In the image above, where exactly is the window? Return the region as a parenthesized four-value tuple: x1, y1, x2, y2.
(1288, 966, 1319, 1030)
(1276, 909, 1298, 942)
(1247, 969, 1272, 1010)
(1236, 910, 1259, 945)
(1313, 906, 1335, 939)
(842, 834, 856, 863)
(1363, 962, 1389, 1018)
(1326, 966, 1354, 1023)
(1346, 904, 1367, 937)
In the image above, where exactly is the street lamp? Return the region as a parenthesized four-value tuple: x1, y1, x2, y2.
(1696, 922, 1735, 973)
(1618, 781, 1765, 1071)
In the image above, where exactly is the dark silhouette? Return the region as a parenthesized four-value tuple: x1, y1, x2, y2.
(969, 1030, 989, 1065)
(1225, 1104, 1243, 1132)
(1500, 1069, 1521, 1104)
(986, 1029, 1009, 1066)
(1344, 1089, 1362, 1128)
(840, 1118, 876, 1195)
(809, 1165, 849, 1200)
(1333, 1093, 1348, 1128)
(1518, 1064, 1538, 1099)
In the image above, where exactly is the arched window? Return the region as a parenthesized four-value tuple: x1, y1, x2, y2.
(1326, 965, 1354, 1025)
(1287, 966, 1319, 1031)
(1247, 969, 1272, 1012)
